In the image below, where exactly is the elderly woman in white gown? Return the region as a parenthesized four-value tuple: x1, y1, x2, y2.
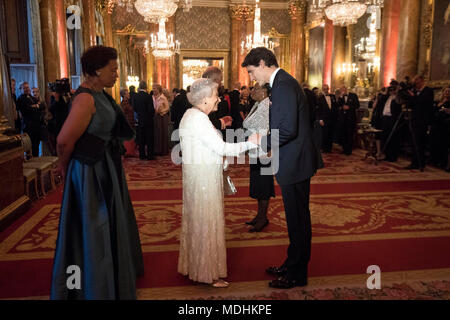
(177, 78, 259, 287)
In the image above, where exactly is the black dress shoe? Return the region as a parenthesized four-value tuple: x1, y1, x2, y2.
(249, 219, 268, 232)
(404, 164, 419, 170)
(266, 266, 287, 276)
(269, 276, 307, 289)
(245, 217, 258, 225)
(147, 156, 156, 160)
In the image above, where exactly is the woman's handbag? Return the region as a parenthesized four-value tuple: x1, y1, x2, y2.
(223, 159, 237, 196)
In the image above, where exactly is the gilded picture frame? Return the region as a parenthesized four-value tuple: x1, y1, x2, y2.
(178, 49, 230, 89)
(424, 0, 450, 88)
(304, 20, 325, 88)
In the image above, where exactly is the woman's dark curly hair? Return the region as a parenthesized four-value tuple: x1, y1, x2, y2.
(81, 46, 118, 77)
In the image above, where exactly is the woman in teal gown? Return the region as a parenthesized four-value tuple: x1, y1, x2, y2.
(50, 46, 144, 300)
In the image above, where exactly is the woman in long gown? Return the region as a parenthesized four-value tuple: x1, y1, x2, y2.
(177, 78, 259, 287)
(153, 84, 170, 156)
(120, 88, 136, 157)
(51, 46, 144, 300)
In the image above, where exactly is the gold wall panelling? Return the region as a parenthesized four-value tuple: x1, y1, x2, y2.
(268, 28, 291, 75)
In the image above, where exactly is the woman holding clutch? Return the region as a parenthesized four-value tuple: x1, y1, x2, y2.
(243, 83, 274, 232)
(178, 78, 259, 287)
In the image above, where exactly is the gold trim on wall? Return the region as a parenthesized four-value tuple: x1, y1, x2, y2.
(178, 49, 230, 89)
(423, 0, 450, 88)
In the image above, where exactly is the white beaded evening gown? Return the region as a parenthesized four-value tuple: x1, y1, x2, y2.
(177, 107, 252, 284)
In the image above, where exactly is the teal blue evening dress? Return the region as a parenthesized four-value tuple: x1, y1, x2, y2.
(50, 87, 144, 300)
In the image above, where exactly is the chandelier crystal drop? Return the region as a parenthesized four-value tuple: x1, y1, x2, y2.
(241, 0, 274, 54)
(146, 18, 181, 59)
(310, 0, 384, 26)
(134, 0, 179, 23)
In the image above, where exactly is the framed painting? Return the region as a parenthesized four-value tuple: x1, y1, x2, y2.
(305, 21, 325, 88)
(425, 0, 450, 88)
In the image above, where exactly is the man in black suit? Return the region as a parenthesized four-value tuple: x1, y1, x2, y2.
(229, 82, 243, 131)
(201, 67, 233, 133)
(377, 85, 403, 162)
(17, 82, 45, 156)
(337, 86, 360, 155)
(317, 84, 339, 153)
(404, 75, 434, 170)
(243, 47, 322, 289)
(133, 81, 155, 160)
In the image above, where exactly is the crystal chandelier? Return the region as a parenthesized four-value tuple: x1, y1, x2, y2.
(310, 0, 384, 26)
(146, 18, 181, 59)
(126, 75, 140, 88)
(241, 0, 274, 54)
(107, 0, 193, 17)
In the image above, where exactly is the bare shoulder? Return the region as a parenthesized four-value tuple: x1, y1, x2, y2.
(71, 92, 96, 114)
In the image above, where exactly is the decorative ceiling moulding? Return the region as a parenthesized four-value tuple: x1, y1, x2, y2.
(194, 0, 289, 9)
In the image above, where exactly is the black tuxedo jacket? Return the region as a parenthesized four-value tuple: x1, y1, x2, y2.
(17, 94, 44, 132)
(266, 69, 321, 185)
(410, 86, 434, 126)
(317, 94, 338, 124)
(208, 97, 230, 130)
(132, 91, 155, 128)
(337, 92, 360, 122)
(229, 89, 243, 129)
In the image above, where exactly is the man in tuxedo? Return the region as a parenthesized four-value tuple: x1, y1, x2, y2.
(404, 75, 434, 170)
(378, 85, 403, 162)
(17, 82, 45, 156)
(133, 81, 155, 160)
(242, 47, 322, 289)
(229, 82, 243, 131)
(337, 86, 360, 155)
(10, 78, 21, 132)
(201, 67, 233, 134)
(317, 84, 338, 153)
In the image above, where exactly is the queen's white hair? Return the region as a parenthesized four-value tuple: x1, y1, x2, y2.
(187, 78, 218, 107)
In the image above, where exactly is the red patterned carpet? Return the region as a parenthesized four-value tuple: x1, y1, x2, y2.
(1, 148, 450, 299)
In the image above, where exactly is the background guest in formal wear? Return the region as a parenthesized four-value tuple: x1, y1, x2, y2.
(153, 84, 170, 156)
(337, 85, 360, 155)
(133, 81, 155, 160)
(32, 87, 52, 156)
(318, 84, 339, 153)
(370, 87, 388, 158)
(17, 82, 45, 157)
(171, 89, 190, 131)
(429, 86, 450, 170)
(243, 83, 274, 233)
(243, 47, 322, 289)
(120, 88, 136, 157)
(10, 78, 21, 132)
(177, 78, 258, 288)
(51, 45, 143, 300)
(378, 85, 403, 162)
(229, 82, 243, 132)
(403, 75, 434, 170)
(201, 67, 233, 134)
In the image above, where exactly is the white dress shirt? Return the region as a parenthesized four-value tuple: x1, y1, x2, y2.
(269, 68, 281, 88)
